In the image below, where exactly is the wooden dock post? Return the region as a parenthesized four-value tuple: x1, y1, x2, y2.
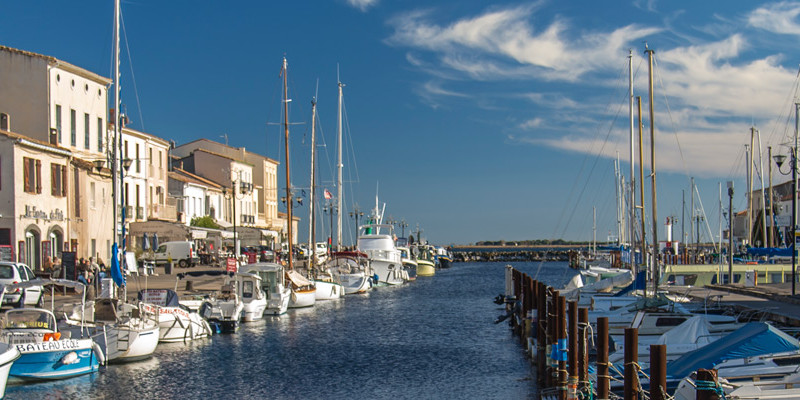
(597, 317, 609, 400)
(650, 345, 667, 400)
(567, 301, 578, 400)
(537, 281, 547, 387)
(557, 295, 567, 400)
(624, 327, 639, 400)
(578, 307, 588, 397)
(695, 369, 720, 400)
(547, 289, 559, 389)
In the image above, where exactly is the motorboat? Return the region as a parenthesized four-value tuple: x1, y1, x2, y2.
(326, 251, 373, 295)
(434, 246, 452, 268)
(175, 270, 243, 333)
(357, 223, 405, 285)
(414, 245, 436, 277)
(239, 263, 291, 316)
(287, 270, 316, 308)
(235, 273, 268, 322)
(0, 279, 99, 381)
(137, 289, 212, 343)
(398, 246, 417, 281)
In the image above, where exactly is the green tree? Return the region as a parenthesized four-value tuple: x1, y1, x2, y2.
(190, 215, 220, 229)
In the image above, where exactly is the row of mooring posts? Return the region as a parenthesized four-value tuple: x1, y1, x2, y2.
(504, 266, 686, 400)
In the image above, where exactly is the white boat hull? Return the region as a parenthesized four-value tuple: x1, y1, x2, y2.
(340, 272, 371, 294)
(94, 323, 160, 363)
(314, 280, 343, 300)
(370, 260, 405, 285)
(0, 344, 17, 395)
(289, 289, 316, 308)
(242, 299, 268, 322)
(265, 288, 291, 315)
(155, 308, 212, 343)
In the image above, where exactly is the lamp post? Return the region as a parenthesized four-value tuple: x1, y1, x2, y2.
(398, 219, 408, 239)
(223, 174, 249, 263)
(774, 102, 799, 296)
(349, 205, 363, 247)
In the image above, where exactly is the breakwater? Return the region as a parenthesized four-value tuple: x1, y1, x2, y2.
(452, 247, 585, 263)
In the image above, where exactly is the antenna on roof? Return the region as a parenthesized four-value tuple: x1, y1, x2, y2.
(220, 133, 228, 146)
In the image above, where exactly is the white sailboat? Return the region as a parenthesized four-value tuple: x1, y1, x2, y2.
(326, 251, 373, 295)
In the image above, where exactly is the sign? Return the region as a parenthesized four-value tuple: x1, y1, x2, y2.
(61, 251, 76, 280)
(0, 245, 13, 262)
(16, 339, 83, 353)
(141, 289, 169, 306)
(22, 205, 64, 222)
(247, 252, 257, 264)
(226, 257, 237, 273)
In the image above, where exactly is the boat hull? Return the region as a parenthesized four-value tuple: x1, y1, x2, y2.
(9, 338, 97, 381)
(370, 260, 405, 285)
(95, 324, 160, 363)
(156, 309, 212, 343)
(241, 299, 268, 322)
(289, 289, 316, 308)
(340, 272, 371, 294)
(0, 344, 18, 394)
(314, 280, 343, 300)
(265, 289, 291, 315)
(417, 260, 436, 277)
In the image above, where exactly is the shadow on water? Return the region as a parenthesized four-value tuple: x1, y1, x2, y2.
(6, 261, 575, 399)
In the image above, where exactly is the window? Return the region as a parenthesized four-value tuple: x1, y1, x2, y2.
(159, 151, 162, 168)
(90, 182, 96, 209)
(84, 113, 90, 149)
(70, 109, 76, 146)
(55, 105, 62, 143)
(73, 167, 80, 218)
(97, 117, 103, 152)
(51, 163, 67, 197)
(23, 158, 41, 194)
(136, 143, 140, 173)
(149, 148, 153, 165)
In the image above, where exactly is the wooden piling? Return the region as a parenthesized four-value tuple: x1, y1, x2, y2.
(578, 307, 588, 395)
(547, 289, 558, 389)
(649, 345, 667, 400)
(557, 295, 567, 400)
(597, 317, 609, 400)
(695, 369, 720, 400)
(537, 281, 547, 387)
(624, 327, 639, 400)
(567, 301, 578, 399)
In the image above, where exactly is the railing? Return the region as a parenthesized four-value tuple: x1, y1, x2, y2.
(136, 207, 144, 220)
(148, 203, 177, 221)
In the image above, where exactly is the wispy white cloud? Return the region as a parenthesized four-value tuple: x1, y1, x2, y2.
(346, 0, 377, 12)
(748, 2, 800, 35)
(632, 0, 658, 12)
(519, 117, 544, 130)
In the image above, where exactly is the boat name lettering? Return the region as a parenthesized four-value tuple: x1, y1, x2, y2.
(17, 339, 81, 352)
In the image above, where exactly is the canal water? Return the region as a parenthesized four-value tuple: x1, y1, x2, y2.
(6, 261, 576, 399)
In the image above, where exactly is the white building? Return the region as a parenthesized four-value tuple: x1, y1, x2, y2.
(119, 126, 172, 223)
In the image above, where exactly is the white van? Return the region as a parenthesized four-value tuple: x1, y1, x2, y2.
(154, 241, 199, 268)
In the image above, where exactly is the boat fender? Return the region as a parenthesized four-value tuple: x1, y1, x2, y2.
(92, 342, 106, 365)
(373, 274, 379, 283)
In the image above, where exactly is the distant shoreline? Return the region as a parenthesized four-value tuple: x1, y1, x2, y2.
(451, 244, 592, 249)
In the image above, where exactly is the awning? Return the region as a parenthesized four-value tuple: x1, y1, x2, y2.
(216, 219, 233, 228)
(221, 231, 235, 239)
(261, 229, 278, 237)
(191, 230, 208, 239)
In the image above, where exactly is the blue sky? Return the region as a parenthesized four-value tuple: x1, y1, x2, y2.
(3, 1, 800, 246)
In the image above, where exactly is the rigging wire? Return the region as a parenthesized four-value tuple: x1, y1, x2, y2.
(120, 12, 145, 132)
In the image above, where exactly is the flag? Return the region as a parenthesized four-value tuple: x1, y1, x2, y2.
(324, 189, 333, 200)
(110, 242, 126, 288)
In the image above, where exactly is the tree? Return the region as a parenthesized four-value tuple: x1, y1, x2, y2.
(190, 215, 220, 229)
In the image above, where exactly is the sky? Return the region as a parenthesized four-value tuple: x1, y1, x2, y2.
(3, 1, 800, 246)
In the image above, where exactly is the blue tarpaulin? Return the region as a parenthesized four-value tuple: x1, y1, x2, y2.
(666, 322, 800, 380)
(746, 247, 792, 257)
(110, 243, 126, 288)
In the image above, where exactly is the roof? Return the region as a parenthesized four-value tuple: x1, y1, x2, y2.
(0, 45, 112, 85)
(169, 168, 223, 190)
(277, 212, 302, 222)
(120, 126, 170, 147)
(175, 138, 278, 164)
(0, 128, 71, 157)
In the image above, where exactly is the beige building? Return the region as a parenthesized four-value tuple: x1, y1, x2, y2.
(119, 126, 172, 223)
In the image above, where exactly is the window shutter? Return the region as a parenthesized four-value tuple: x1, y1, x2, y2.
(51, 164, 57, 196)
(35, 159, 41, 194)
(23, 159, 30, 192)
(61, 165, 67, 197)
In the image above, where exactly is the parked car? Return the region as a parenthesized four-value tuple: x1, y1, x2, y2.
(153, 241, 200, 268)
(0, 262, 43, 308)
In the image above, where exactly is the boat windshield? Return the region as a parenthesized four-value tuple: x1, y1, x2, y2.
(4, 309, 56, 331)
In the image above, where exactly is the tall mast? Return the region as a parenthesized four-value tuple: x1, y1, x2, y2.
(748, 130, 755, 247)
(628, 49, 636, 270)
(308, 97, 317, 271)
(646, 46, 658, 295)
(112, 0, 121, 251)
(282, 57, 293, 270)
(757, 128, 767, 247)
(336, 79, 344, 251)
(769, 146, 775, 247)
(690, 177, 695, 250)
(637, 96, 646, 277)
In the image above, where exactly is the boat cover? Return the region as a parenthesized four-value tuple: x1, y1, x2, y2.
(286, 270, 313, 286)
(614, 270, 647, 297)
(666, 322, 800, 379)
(656, 315, 714, 346)
(138, 289, 180, 307)
(746, 247, 792, 257)
(2, 278, 85, 292)
(177, 270, 234, 279)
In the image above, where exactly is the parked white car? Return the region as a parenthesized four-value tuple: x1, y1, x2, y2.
(0, 262, 43, 308)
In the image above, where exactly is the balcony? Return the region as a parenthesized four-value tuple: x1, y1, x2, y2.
(136, 206, 144, 220)
(240, 182, 253, 193)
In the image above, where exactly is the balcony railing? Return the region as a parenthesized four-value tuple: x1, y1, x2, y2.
(148, 203, 177, 221)
(136, 206, 144, 220)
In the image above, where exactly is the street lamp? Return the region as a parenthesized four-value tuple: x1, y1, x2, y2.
(775, 148, 798, 295)
(349, 205, 363, 247)
(222, 176, 250, 263)
(398, 219, 408, 239)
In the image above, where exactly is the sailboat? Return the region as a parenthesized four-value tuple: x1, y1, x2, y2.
(280, 57, 316, 308)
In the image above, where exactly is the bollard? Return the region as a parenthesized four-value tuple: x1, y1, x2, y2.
(597, 317, 609, 400)
(567, 301, 578, 400)
(185, 280, 193, 291)
(650, 345, 667, 400)
(578, 308, 588, 395)
(557, 295, 567, 400)
(696, 369, 720, 400)
(624, 327, 639, 400)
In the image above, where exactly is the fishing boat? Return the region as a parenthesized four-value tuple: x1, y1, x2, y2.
(358, 223, 405, 286)
(434, 246, 452, 269)
(326, 251, 373, 295)
(0, 280, 95, 382)
(138, 289, 212, 343)
(398, 246, 418, 281)
(287, 270, 316, 308)
(414, 245, 436, 277)
(240, 263, 292, 315)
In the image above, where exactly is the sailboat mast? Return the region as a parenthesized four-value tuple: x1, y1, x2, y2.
(757, 128, 767, 247)
(112, 0, 121, 250)
(646, 47, 659, 295)
(628, 49, 636, 270)
(769, 146, 775, 247)
(637, 96, 646, 274)
(308, 98, 317, 271)
(282, 57, 293, 270)
(336, 80, 344, 251)
(748, 130, 755, 246)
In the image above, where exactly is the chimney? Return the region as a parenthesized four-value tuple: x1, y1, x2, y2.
(0, 113, 9, 131)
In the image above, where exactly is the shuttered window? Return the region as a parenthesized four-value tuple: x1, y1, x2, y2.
(74, 167, 80, 217)
(35, 159, 42, 194)
(24, 158, 41, 194)
(51, 164, 67, 197)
